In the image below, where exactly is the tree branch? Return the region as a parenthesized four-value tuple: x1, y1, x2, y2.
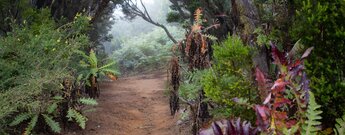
(122, 0, 178, 44)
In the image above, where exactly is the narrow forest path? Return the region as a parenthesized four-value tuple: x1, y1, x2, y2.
(69, 72, 182, 135)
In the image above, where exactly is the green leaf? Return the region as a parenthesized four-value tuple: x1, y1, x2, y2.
(24, 114, 38, 135)
(67, 108, 87, 129)
(99, 61, 116, 70)
(10, 113, 32, 126)
(79, 98, 98, 106)
(47, 102, 58, 114)
(74, 50, 89, 60)
(334, 114, 345, 135)
(77, 74, 84, 82)
(42, 114, 61, 133)
(52, 96, 64, 100)
(89, 49, 98, 68)
(302, 91, 323, 135)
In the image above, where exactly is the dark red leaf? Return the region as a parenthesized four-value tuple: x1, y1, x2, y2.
(286, 120, 297, 128)
(271, 42, 287, 65)
(255, 105, 270, 131)
(271, 79, 288, 92)
(274, 111, 288, 120)
(255, 67, 266, 90)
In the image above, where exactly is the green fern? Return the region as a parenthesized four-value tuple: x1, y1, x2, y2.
(79, 98, 98, 106)
(42, 114, 61, 133)
(47, 102, 58, 114)
(302, 91, 322, 135)
(203, 34, 218, 41)
(9, 113, 32, 126)
(77, 49, 119, 81)
(334, 114, 345, 135)
(99, 61, 116, 70)
(24, 114, 38, 135)
(67, 108, 88, 129)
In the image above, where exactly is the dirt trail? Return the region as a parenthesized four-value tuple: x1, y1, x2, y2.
(69, 72, 181, 135)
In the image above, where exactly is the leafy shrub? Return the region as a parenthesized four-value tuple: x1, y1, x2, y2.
(179, 70, 205, 102)
(202, 35, 258, 119)
(200, 41, 324, 135)
(290, 0, 345, 127)
(0, 8, 94, 134)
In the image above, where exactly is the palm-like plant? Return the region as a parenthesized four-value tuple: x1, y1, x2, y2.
(77, 49, 119, 98)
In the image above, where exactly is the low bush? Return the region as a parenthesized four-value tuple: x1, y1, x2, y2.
(0, 9, 98, 134)
(202, 35, 259, 120)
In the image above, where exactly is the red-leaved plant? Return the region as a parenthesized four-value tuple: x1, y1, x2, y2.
(199, 41, 316, 135)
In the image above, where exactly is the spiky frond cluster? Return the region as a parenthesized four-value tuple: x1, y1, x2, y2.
(79, 97, 98, 106)
(302, 91, 322, 135)
(67, 108, 88, 129)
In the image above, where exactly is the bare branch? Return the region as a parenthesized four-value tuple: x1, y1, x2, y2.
(121, 0, 178, 44)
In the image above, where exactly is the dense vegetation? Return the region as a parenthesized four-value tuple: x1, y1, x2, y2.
(166, 0, 345, 134)
(0, 0, 119, 134)
(0, 0, 344, 134)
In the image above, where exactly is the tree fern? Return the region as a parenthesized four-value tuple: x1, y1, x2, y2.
(42, 114, 61, 133)
(24, 114, 38, 135)
(302, 91, 322, 135)
(334, 114, 345, 135)
(9, 113, 32, 126)
(79, 97, 98, 106)
(67, 108, 87, 129)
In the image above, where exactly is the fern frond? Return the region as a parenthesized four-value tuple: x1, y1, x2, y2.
(99, 61, 116, 70)
(53, 95, 64, 100)
(77, 74, 84, 82)
(47, 102, 58, 114)
(74, 50, 89, 60)
(24, 114, 38, 135)
(203, 34, 218, 41)
(334, 114, 345, 135)
(79, 98, 98, 106)
(67, 108, 87, 129)
(42, 114, 61, 133)
(302, 91, 322, 135)
(9, 112, 31, 126)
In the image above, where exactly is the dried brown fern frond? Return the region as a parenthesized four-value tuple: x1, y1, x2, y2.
(194, 8, 203, 25)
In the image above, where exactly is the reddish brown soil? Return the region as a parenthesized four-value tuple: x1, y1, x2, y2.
(66, 72, 184, 135)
